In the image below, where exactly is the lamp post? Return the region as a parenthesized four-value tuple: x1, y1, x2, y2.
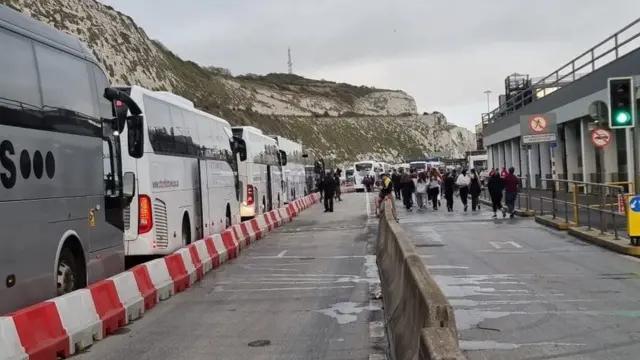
(484, 90, 492, 113)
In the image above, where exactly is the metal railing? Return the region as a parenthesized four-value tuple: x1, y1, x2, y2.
(480, 176, 629, 240)
(482, 17, 640, 126)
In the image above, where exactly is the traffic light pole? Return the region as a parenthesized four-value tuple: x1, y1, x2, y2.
(634, 98, 640, 195)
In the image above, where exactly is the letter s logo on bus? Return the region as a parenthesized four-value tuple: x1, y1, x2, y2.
(0, 140, 16, 189)
(1, 140, 55, 189)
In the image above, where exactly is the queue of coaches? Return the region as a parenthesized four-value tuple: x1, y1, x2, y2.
(0, 5, 317, 315)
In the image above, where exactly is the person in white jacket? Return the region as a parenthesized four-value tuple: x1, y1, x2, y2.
(456, 169, 471, 211)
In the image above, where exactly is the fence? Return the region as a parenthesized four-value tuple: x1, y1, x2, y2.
(480, 176, 630, 239)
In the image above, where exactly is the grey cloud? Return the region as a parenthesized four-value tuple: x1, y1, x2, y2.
(105, 0, 640, 75)
(100, 0, 640, 129)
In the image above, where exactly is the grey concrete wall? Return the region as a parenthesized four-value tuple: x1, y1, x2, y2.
(484, 47, 640, 146)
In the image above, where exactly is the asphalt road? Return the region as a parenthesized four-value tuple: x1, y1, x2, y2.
(75, 194, 388, 360)
(396, 202, 640, 360)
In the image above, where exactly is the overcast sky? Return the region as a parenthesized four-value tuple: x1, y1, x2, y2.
(101, 0, 640, 131)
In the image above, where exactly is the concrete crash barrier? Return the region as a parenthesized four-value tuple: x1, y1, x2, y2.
(419, 328, 466, 360)
(0, 192, 321, 360)
(377, 199, 466, 360)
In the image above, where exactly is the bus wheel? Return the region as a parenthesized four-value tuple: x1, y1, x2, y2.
(56, 248, 78, 296)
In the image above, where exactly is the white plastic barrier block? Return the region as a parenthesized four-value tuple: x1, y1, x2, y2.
(273, 211, 283, 226)
(256, 216, 269, 233)
(49, 289, 102, 354)
(0, 317, 27, 360)
(243, 222, 257, 243)
(231, 224, 247, 250)
(194, 239, 213, 273)
(278, 208, 290, 223)
(110, 272, 144, 322)
(145, 259, 174, 301)
(176, 248, 197, 285)
(212, 233, 228, 264)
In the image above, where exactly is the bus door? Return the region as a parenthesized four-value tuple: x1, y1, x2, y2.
(197, 159, 210, 238)
(266, 165, 274, 211)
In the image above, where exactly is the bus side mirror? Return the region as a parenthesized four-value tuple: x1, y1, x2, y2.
(123, 171, 136, 201)
(104, 87, 144, 159)
(278, 150, 288, 166)
(126, 115, 144, 159)
(234, 137, 247, 161)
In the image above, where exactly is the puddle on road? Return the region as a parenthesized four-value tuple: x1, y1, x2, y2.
(316, 302, 381, 324)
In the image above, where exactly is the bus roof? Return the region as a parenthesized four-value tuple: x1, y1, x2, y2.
(125, 85, 231, 128)
(354, 160, 376, 164)
(0, 5, 99, 64)
(233, 126, 263, 135)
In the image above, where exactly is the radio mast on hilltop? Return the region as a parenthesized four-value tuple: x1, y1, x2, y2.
(287, 47, 293, 74)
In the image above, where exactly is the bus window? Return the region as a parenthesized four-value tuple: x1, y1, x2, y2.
(355, 163, 372, 172)
(0, 29, 41, 108)
(35, 43, 97, 118)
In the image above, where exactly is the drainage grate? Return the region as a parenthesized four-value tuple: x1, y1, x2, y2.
(414, 243, 445, 248)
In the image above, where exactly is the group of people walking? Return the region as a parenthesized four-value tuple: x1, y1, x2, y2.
(381, 166, 520, 219)
(317, 168, 343, 213)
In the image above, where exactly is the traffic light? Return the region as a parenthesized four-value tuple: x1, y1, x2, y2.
(608, 76, 636, 129)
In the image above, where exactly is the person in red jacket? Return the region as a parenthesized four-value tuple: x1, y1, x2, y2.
(504, 167, 519, 218)
(500, 167, 508, 178)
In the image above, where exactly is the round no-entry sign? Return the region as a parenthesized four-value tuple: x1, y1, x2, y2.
(590, 128, 612, 148)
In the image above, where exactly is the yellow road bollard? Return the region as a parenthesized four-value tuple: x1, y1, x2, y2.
(627, 195, 640, 246)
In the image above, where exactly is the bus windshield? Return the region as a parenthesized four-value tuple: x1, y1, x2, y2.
(345, 169, 354, 176)
(410, 163, 426, 171)
(355, 163, 373, 172)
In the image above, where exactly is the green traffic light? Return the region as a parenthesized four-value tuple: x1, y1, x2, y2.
(615, 111, 631, 124)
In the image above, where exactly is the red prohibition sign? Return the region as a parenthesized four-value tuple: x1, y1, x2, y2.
(590, 128, 612, 148)
(529, 115, 548, 133)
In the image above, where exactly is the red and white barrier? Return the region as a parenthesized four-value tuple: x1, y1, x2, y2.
(0, 193, 320, 360)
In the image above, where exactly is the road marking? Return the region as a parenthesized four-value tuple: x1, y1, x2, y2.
(428, 265, 470, 270)
(369, 354, 387, 360)
(250, 255, 434, 259)
(369, 321, 385, 338)
(364, 193, 372, 218)
(459, 340, 584, 351)
(489, 241, 522, 249)
(208, 285, 354, 295)
(276, 250, 288, 258)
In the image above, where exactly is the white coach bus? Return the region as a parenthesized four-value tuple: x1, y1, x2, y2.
(272, 136, 306, 204)
(113, 86, 246, 258)
(353, 160, 377, 192)
(233, 126, 287, 220)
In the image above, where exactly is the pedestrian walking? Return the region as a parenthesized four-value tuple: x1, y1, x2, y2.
(392, 169, 402, 201)
(469, 169, 482, 211)
(504, 167, 519, 218)
(334, 170, 342, 202)
(456, 169, 471, 211)
(427, 169, 440, 210)
(487, 170, 506, 218)
(323, 171, 336, 212)
(415, 172, 427, 210)
(444, 170, 456, 212)
(400, 170, 415, 211)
